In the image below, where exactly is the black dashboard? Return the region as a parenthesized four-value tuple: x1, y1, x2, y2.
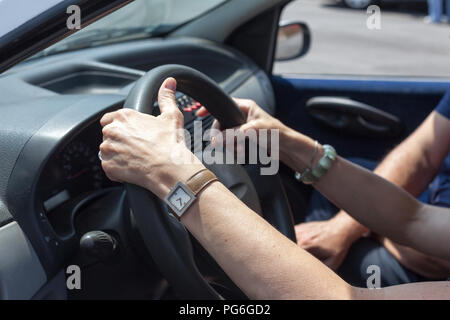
(0, 37, 276, 279)
(37, 91, 205, 220)
(39, 122, 112, 214)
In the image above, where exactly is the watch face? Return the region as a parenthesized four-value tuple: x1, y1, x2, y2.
(164, 181, 196, 217)
(169, 186, 192, 211)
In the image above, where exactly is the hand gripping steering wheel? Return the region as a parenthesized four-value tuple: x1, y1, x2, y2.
(123, 64, 295, 299)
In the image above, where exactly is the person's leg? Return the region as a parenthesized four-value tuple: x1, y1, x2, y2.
(427, 0, 441, 23)
(447, 0, 450, 22)
(438, 0, 444, 21)
(432, 0, 443, 22)
(337, 238, 428, 288)
(428, 0, 435, 21)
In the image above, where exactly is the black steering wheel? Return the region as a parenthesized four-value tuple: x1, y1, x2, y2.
(123, 64, 295, 299)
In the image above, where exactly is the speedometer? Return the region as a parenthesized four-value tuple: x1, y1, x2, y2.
(40, 121, 119, 214)
(61, 141, 103, 189)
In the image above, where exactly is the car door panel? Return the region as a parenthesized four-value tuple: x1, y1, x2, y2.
(272, 76, 449, 161)
(305, 96, 404, 139)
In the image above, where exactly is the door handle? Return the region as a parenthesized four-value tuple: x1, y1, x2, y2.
(306, 97, 404, 138)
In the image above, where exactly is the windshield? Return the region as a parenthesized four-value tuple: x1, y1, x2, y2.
(34, 0, 226, 57)
(0, 0, 62, 38)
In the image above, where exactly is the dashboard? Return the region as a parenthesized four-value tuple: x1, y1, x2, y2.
(39, 122, 114, 212)
(0, 37, 276, 279)
(38, 91, 210, 223)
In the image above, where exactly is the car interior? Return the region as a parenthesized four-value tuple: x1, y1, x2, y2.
(0, 0, 448, 300)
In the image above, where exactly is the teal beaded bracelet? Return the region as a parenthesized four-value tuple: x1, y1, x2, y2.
(295, 144, 337, 184)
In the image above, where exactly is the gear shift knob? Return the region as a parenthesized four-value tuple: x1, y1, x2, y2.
(80, 231, 118, 261)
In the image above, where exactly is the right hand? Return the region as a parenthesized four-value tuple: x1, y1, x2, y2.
(295, 217, 359, 270)
(197, 98, 287, 153)
(100, 78, 204, 199)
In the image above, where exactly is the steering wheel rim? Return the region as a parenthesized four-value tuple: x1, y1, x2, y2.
(123, 64, 294, 299)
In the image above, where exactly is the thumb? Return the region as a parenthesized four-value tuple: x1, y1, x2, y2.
(158, 77, 179, 116)
(238, 121, 256, 134)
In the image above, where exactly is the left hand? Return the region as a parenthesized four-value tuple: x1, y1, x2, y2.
(295, 218, 355, 270)
(99, 77, 205, 199)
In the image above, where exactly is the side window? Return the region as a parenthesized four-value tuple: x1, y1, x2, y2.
(274, 0, 450, 77)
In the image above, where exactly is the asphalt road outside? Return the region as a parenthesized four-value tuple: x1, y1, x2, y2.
(274, 0, 450, 77)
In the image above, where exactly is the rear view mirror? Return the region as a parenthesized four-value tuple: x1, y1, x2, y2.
(275, 21, 311, 61)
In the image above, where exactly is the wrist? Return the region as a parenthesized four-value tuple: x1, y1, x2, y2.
(145, 149, 206, 199)
(279, 127, 319, 172)
(332, 212, 368, 243)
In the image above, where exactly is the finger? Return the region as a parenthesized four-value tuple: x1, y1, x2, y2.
(101, 122, 122, 141)
(211, 119, 222, 132)
(306, 247, 326, 260)
(205, 98, 251, 135)
(157, 77, 178, 116)
(239, 121, 256, 135)
(294, 224, 308, 233)
(198, 99, 252, 118)
(232, 98, 252, 114)
(208, 119, 223, 145)
(100, 111, 116, 127)
(210, 126, 240, 148)
(196, 106, 210, 118)
(100, 159, 123, 183)
(99, 141, 114, 161)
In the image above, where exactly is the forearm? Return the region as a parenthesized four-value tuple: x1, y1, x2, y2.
(178, 172, 450, 299)
(294, 111, 448, 241)
(327, 128, 436, 241)
(314, 157, 423, 244)
(374, 111, 450, 197)
(381, 238, 450, 279)
(280, 128, 423, 246)
(306, 136, 427, 241)
(180, 180, 353, 300)
(373, 137, 437, 197)
(179, 178, 450, 299)
(354, 282, 450, 300)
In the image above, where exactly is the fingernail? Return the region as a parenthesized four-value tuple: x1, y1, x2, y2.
(165, 78, 177, 91)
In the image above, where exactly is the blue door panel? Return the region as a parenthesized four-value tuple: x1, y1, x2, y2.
(271, 76, 450, 161)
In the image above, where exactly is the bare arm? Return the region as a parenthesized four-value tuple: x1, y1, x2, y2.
(356, 281, 450, 299)
(374, 111, 450, 197)
(181, 181, 354, 299)
(304, 110, 450, 270)
(282, 129, 450, 261)
(336, 110, 450, 230)
(180, 177, 450, 299)
(100, 79, 450, 299)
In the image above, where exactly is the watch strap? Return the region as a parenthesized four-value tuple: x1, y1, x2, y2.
(185, 168, 219, 195)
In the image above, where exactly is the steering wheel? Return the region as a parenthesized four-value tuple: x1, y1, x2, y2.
(123, 64, 295, 299)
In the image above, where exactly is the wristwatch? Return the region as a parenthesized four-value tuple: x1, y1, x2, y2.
(164, 168, 219, 219)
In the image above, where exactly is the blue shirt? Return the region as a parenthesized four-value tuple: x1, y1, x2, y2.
(428, 91, 450, 207)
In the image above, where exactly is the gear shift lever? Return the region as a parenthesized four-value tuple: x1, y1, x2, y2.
(80, 231, 118, 261)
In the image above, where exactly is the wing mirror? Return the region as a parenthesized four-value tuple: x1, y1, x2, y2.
(275, 21, 311, 61)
